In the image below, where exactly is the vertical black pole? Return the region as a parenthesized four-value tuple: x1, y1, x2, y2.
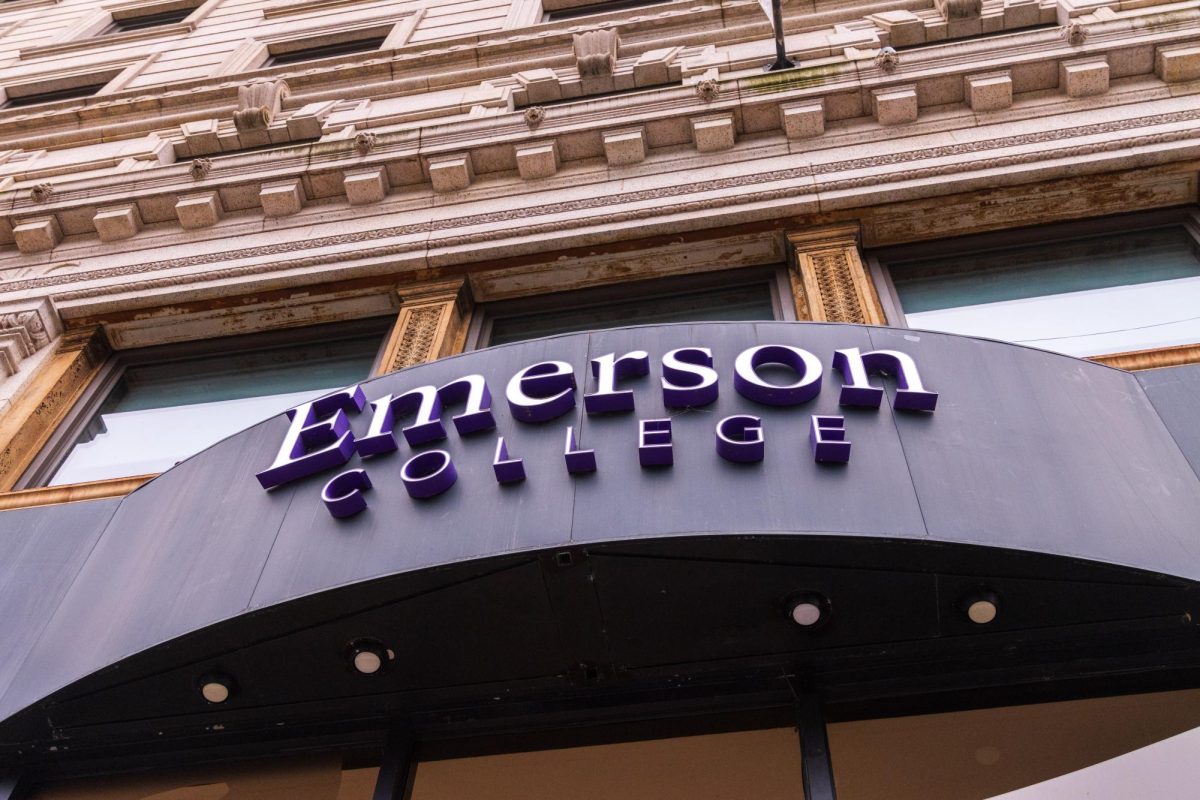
(373, 726, 418, 800)
(766, 0, 795, 71)
(795, 693, 838, 800)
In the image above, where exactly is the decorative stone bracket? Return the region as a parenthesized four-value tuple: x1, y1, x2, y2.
(234, 79, 291, 133)
(378, 278, 473, 374)
(0, 304, 60, 379)
(786, 226, 886, 325)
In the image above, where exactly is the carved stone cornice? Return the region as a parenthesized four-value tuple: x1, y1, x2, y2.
(4, 103, 1197, 311)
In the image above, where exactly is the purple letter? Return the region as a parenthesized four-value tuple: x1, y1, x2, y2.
(564, 426, 596, 474)
(661, 347, 718, 408)
(256, 386, 366, 490)
(639, 418, 673, 467)
(401, 450, 457, 499)
(356, 385, 445, 457)
(438, 374, 496, 435)
(322, 469, 372, 518)
(832, 347, 938, 412)
(506, 361, 577, 423)
(734, 345, 822, 407)
(585, 351, 649, 414)
(715, 415, 764, 463)
(810, 415, 850, 463)
(493, 437, 526, 483)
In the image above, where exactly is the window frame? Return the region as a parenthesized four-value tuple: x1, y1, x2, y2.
(14, 316, 394, 491)
(466, 265, 795, 351)
(868, 207, 1200, 357)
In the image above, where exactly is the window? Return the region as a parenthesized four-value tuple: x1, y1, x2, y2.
(104, 5, 194, 33)
(33, 753, 378, 799)
(828, 688, 1200, 800)
(543, 0, 671, 22)
(4, 83, 106, 108)
(471, 268, 790, 349)
(22, 318, 391, 488)
(266, 36, 387, 66)
(875, 213, 1200, 358)
(412, 729, 804, 799)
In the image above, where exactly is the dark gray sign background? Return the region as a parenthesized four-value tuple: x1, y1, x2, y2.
(2, 322, 1199, 733)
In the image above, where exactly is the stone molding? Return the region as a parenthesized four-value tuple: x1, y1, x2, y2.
(786, 226, 886, 325)
(0, 326, 108, 492)
(378, 279, 472, 374)
(6, 23, 1200, 252)
(3, 103, 1198, 301)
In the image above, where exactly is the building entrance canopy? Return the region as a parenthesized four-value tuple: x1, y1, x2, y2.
(2, 322, 1200, 768)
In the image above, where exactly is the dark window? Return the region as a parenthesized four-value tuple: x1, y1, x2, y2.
(105, 6, 193, 33)
(879, 217, 1200, 358)
(267, 36, 387, 66)
(475, 269, 788, 348)
(544, 0, 670, 21)
(4, 83, 107, 108)
(24, 318, 391, 488)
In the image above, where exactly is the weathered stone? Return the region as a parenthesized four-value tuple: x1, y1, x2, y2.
(175, 192, 223, 229)
(259, 179, 305, 217)
(602, 127, 647, 166)
(93, 206, 142, 242)
(965, 71, 1013, 111)
(691, 113, 735, 153)
(872, 86, 919, 125)
(234, 79, 289, 132)
(1155, 44, 1200, 83)
(516, 141, 560, 180)
(12, 217, 61, 254)
(780, 100, 825, 139)
(428, 154, 473, 192)
(573, 29, 619, 78)
(344, 168, 389, 205)
(1060, 57, 1109, 98)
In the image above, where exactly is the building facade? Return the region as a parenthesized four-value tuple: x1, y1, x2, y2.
(1, 0, 1200, 795)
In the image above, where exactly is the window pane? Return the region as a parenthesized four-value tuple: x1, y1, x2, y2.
(33, 755, 377, 799)
(412, 729, 805, 800)
(48, 325, 385, 486)
(487, 282, 775, 346)
(891, 227, 1200, 356)
(828, 688, 1200, 800)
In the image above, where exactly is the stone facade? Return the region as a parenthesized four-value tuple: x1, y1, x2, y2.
(0, 0, 1199, 495)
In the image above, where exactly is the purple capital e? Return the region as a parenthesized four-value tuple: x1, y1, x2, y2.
(256, 385, 366, 490)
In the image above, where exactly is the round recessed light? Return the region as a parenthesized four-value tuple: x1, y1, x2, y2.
(198, 673, 234, 704)
(348, 639, 391, 676)
(791, 602, 823, 626)
(786, 593, 830, 629)
(354, 649, 383, 675)
(962, 588, 1000, 625)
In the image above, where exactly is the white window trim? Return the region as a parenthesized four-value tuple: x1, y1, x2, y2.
(17, 0, 220, 60)
(1, 54, 158, 109)
(215, 12, 422, 76)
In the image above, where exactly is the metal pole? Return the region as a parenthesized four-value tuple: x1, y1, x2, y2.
(373, 726, 418, 800)
(766, 0, 795, 71)
(795, 693, 838, 800)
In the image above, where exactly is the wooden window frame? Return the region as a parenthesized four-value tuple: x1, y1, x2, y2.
(466, 265, 796, 351)
(867, 206, 1200, 368)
